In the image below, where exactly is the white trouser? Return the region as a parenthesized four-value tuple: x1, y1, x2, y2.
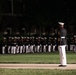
(30, 45, 34, 53)
(16, 45, 19, 54)
(8, 46, 11, 53)
(34, 46, 37, 52)
(20, 46, 23, 53)
(23, 45, 25, 53)
(43, 45, 46, 52)
(26, 45, 29, 53)
(58, 45, 67, 65)
(70, 45, 74, 50)
(37, 45, 40, 52)
(53, 45, 56, 52)
(48, 45, 51, 52)
(74, 45, 76, 52)
(39, 45, 42, 52)
(11, 46, 16, 54)
(2, 46, 5, 54)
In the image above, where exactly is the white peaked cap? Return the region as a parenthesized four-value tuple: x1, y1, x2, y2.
(58, 22, 64, 25)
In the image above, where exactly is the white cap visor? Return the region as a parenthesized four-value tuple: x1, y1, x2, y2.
(58, 22, 64, 25)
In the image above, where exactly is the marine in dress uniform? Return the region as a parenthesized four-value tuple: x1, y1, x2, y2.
(35, 37, 41, 53)
(58, 22, 67, 67)
(11, 37, 16, 54)
(20, 36, 24, 54)
(8, 37, 12, 54)
(29, 37, 35, 53)
(47, 37, 52, 52)
(16, 37, 20, 54)
(42, 37, 47, 53)
(22, 37, 26, 53)
(2, 37, 7, 54)
(25, 37, 30, 53)
(74, 35, 76, 52)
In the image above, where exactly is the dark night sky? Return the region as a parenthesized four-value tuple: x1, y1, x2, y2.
(22, 0, 76, 24)
(0, 0, 76, 28)
(23, 1, 76, 16)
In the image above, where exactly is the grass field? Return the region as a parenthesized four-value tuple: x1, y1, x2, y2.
(0, 51, 76, 75)
(0, 69, 76, 75)
(0, 51, 76, 64)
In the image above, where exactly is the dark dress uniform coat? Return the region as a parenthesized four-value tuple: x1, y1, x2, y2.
(59, 28, 67, 45)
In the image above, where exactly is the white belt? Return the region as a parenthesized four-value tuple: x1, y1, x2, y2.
(61, 37, 65, 38)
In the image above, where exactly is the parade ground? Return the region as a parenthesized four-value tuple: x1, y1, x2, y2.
(0, 64, 76, 69)
(0, 52, 76, 75)
(0, 51, 76, 69)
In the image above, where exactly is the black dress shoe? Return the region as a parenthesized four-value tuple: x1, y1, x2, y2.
(59, 65, 67, 67)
